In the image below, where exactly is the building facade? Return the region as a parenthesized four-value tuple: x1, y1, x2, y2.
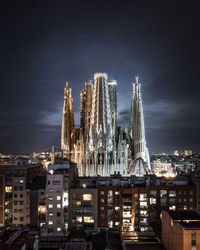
(45, 161, 77, 235)
(0, 161, 43, 227)
(69, 188, 98, 230)
(162, 210, 200, 250)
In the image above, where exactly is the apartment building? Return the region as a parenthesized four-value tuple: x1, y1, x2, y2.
(69, 188, 98, 230)
(0, 161, 43, 227)
(97, 175, 197, 232)
(45, 161, 77, 235)
(28, 175, 46, 227)
(162, 210, 200, 250)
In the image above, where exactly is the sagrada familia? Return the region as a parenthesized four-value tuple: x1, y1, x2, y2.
(61, 73, 151, 177)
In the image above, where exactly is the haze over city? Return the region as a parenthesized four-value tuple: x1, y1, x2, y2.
(0, 1, 199, 153)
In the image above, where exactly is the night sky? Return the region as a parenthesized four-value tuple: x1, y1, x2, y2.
(1, 1, 200, 154)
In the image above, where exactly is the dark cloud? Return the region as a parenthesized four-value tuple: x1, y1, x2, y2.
(0, 1, 199, 153)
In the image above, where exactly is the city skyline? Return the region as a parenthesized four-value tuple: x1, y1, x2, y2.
(0, 1, 200, 153)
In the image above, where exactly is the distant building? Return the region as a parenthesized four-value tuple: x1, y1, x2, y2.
(162, 210, 200, 250)
(0, 160, 43, 227)
(151, 159, 174, 177)
(183, 150, 193, 157)
(0, 175, 4, 227)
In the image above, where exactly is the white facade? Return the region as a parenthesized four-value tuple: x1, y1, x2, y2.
(46, 164, 70, 235)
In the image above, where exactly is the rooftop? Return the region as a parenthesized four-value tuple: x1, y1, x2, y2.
(179, 221, 200, 229)
(27, 175, 46, 190)
(168, 210, 200, 221)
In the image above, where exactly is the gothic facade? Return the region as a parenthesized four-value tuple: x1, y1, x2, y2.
(61, 73, 151, 176)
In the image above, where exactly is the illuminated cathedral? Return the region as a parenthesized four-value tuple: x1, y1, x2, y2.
(61, 73, 151, 176)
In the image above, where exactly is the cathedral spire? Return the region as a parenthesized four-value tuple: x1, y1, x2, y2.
(130, 76, 151, 175)
(61, 82, 75, 158)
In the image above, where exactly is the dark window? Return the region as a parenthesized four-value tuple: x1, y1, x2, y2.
(14, 186, 17, 190)
(57, 212, 61, 217)
(14, 194, 17, 198)
(20, 186, 23, 190)
(20, 194, 23, 198)
(191, 233, 196, 245)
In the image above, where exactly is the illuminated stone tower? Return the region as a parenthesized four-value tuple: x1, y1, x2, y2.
(61, 73, 150, 177)
(61, 82, 75, 157)
(130, 76, 151, 175)
(84, 82, 92, 140)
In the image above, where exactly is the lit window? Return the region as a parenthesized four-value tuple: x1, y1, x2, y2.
(108, 190, 112, 196)
(115, 191, 119, 195)
(169, 205, 176, 211)
(19, 180, 24, 183)
(190, 191, 193, 195)
(49, 197, 53, 201)
(57, 204, 61, 208)
(49, 213, 53, 216)
(115, 206, 119, 211)
(76, 216, 82, 222)
(76, 201, 81, 206)
(160, 190, 167, 197)
(83, 216, 94, 223)
(101, 191, 104, 195)
(150, 198, 156, 205)
(83, 194, 93, 201)
(101, 207, 104, 210)
(169, 191, 176, 197)
(115, 222, 119, 226)
(184, 205, 187, 210)
(49, 204, 53, 208)
(49, 221, 53, 225)
(5, 186, 12, 193)
(57, 196, 61, 200)
(101, 199, 104, 203)
(190, 198, 193, 202)
(57, 228, 61, 231)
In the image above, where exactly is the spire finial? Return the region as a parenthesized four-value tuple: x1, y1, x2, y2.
(135, 76, 139, 84)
